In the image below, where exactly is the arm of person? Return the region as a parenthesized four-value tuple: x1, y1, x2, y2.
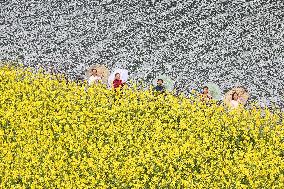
(113, 80, 117, 88)
(121, 81, 126, 87)
(88, 76, 94, 86)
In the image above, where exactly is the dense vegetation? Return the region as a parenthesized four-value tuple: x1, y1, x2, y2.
(0, 66, 283, 188)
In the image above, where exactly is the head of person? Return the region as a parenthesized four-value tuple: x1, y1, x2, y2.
(115, 73, 120, 80)
(91, 69, 98, 76)
(232, 92, 239, 101)
(157, 79, 163, 86)
(203, 86, 209, 94)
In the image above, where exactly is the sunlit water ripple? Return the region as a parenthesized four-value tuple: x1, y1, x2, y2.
(1, 0, 283, 107)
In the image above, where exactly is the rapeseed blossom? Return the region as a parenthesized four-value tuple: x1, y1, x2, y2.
(0, 66, 283, 188)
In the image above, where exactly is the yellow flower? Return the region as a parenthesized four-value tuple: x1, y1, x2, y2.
(0, 66, 283, 188)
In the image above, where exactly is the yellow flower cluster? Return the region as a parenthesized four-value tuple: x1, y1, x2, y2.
(0, 66, 283, 188)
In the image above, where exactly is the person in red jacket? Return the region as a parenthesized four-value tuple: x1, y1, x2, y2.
(113, 73, 125, 89)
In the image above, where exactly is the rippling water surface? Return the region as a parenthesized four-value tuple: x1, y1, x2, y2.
(1, 0, 283, 106)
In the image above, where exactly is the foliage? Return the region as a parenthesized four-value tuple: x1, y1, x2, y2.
(0, 66, 283, 188)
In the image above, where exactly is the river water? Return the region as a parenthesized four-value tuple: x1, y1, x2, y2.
(0, 0, 283, 107)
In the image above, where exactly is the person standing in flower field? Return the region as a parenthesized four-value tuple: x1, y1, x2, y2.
(88, 68, 102, 86)
(230, 92, 241, 108)
(154, 79, 165, 93)
(200, 86, 212, 102)
(113, 73, 125, 89)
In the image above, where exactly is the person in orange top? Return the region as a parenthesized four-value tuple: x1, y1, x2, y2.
(200, 86, 212, 102)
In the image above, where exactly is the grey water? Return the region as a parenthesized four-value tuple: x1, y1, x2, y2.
(0, 0, 283, 107)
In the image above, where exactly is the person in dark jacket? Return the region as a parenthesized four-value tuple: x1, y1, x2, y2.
(154, 79, 165, 93)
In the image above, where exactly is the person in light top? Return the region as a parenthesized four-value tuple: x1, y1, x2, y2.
(113, 73, 125, 89)
(230, 92, 241, 108)
(88, 68, 102, 85)
(200, 86, 212, 102)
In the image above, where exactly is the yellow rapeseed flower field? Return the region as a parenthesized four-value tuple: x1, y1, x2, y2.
(0, 66, 283, 188)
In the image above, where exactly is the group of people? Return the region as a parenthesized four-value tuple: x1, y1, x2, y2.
(88, 67, 126, 88)
(88, 68, 245, 109)
(200, 86, 245, 108)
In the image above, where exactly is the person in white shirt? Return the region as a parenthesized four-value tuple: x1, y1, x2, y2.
(230, 92, 241, 108)
(88, 68, 102, 86)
